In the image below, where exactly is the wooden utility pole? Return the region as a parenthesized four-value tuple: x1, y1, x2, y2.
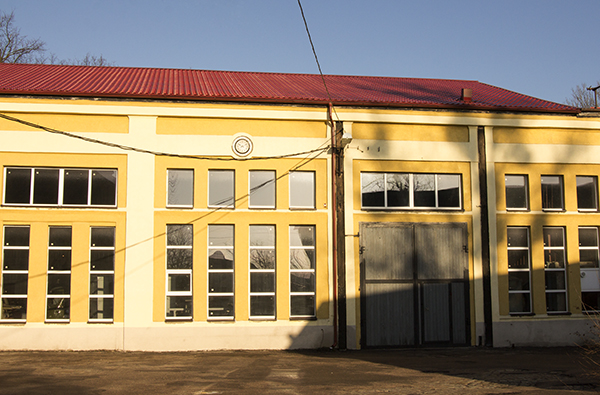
(333, 121, 347, 350)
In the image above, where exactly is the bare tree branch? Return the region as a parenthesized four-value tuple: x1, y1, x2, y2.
(0, 10, 45, 63)
(565, 82, 600, 108)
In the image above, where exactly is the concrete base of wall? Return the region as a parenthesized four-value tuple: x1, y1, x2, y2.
(493, 317, 600, 347)
(0, 322, 335, 351)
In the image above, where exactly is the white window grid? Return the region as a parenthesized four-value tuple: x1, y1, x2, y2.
(361, 172, 462, 210)
(579, 227, 600, 311)
(289, 171, 316, 209)
(166, 169, 194, 208)
(166, 225, 193, 320)
(249, 225, 276, 320)
(541, 175, 564, 211)
(544, 227, 568, 313)
(207, 170, 235, 208)
(89, 227, 115, 323)
(505, 174, 529, 211)
(3, 167, 117, 208)
(576, 176, 599, 212)
(507, 227, 532, 314)
(248, 170, 276, 209)
(0, 226, 29, 323)
(289, 226, 316, 318)
(207, 225, 234, 321)
(46, 227, 71, 323)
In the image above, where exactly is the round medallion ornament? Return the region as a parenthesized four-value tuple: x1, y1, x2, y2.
(232, 135, 253, 157)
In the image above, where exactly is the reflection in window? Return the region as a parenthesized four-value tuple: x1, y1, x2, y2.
(3, 167, 117, 207)
(290, 225, 316, 318)
(167, 169, 194, 207)
(289, 171, 315, 209)
(90, 227, 115, 322)
(46, 227, 72, 322)
(249, 225, 275, 318)
(166, 225, 193, 320)
(544, 227, 567, 313)
(577, 176, 598, 211)
(541, 175, 564, 211)
(249, 171, 276, 209)
(505, 175, 528, 210)
(1, 226, 30, 322)
(507, 227, 531, 314)
(361, 172, 461, 209)
(208, 170, 235, 208)
(208, 225, 234, 320)
(579, 227, 600, 311)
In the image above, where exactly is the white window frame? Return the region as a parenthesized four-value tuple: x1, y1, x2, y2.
(507, 227, 532, 314)
(505, 174, 529, 211)
(3, 167, 117, 208)
(207, 225, 235, 320)
(289, 171, 316, 209)
(576, 175, 599, 212)
(248, 170, 276, 209)
(249, 225, 276, 320)
(543, 227, 568, 313)
(46, 226, 71, 323)
(579, 227, 600, 312)
(165, 225, 193, 320)
(207, 170, 235, 208)
(361, 172, 462, 210)
(0, 226, 29, 323)
(289, 225, 316, 319)
(166, 169, 194, 208)
(541, 175, 564, 211)
(89, 227, 115, 323)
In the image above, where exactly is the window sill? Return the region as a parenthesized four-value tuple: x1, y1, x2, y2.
(508, 312, 535, 317)
(547, 311, 571, 316)
(290, 316, 317, 321)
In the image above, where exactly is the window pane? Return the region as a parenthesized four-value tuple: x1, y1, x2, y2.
(90, 250, 115, 271)
(505, 175, 527, 209)
(167, 249, 192, 270)
(63, 169, 89, 205)
(168, 274, 191, 292)
(507, 228, 529, 248)
(544, 250, 565, 268)
(507, 250, 529, 269)
(290, 295, 315, 317)
(208, 296, 234, 317)
(90, 298, 113, 320)
(546, 293, 567, 312)
(250, 250, 275, 270)
(91, 170, 117, 206)
(208, 249, 234, 269)
(508, 272, 530, 291)
(290, 249, 315, 270)
(91, 228, 115, 247)
(49, 227, 72, 247)
(208, 170, 234, 207)
(250, 225, 275, 246)
(1, 274, 28, 295)
(289, 226, 315, 247)
(437, 174, 461, 208)
(166, 296, 192, 318)
(4, 168, 31, 204)
(291, 272, 315, 293)
(386, 174, 409, 207)
(413, 174, 435, 207)
(208, 225, 234, 246)
(48, 250, 71, 271)
(167, 169, 194, 207)
(582, 292, 600, 311)
(1, 298, 27, 320)
(543, 228, 564, 247)
(580, 250, 599, 268)
(361, 173, 384, 207)
(33, 169, 59, 204)
(47, 274, 70, 295)
(545, 272, 566, 290)
(249, 171, 275, 208)
(209, 272, 233, 293)
(4, 226, 30, 247)
(46, 297, 69, 319)
(90, 274, 114, 295)
(579, 228, 599, 247)
(541, 175, 563, 210)
(250, 296, 274, 317)
(167, 225, 192, 246)
(509, 293, 530, 314)
(577, 176, 598, 210)
(290, 171, 315, 208)
(2, 250, 29, 271)
(250, 272, 275, 293)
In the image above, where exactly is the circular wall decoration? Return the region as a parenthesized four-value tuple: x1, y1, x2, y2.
(232, 135, 253, 157)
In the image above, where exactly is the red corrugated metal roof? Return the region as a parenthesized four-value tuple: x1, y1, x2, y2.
(0, 63, 579, 113)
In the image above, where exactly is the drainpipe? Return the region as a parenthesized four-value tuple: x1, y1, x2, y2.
(477, 126, 494, 346)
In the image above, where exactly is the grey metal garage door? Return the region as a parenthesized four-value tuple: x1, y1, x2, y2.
(360, 222, 470, 347)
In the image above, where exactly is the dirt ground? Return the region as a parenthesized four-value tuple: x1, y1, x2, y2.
(0, 347, 599, 394)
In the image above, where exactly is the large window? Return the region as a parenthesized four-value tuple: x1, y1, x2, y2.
(208, 225, 234, 320)
(577, 176, 598, 211)
(3, 167, 117, 207)
(167, 169, 194, 208)
(289, 171, 315, 209)
(249, 171, 276, 209)
(541, 175, 564, 211)
(1, 226, 29, 322)
(361, 173, 461, 209)
(544, 227, 568, 313)
(289, 225, 316, 318)
(166, 225, 193, 320)
(505, 175, 529, 210)
(208, 170, 235, 208)
(249, 225, 276, 319)
(507, 227, 532, 314)
(90, 227, 115, 322)
(46, 227, 71, 322)
(579, 227, 600, 311)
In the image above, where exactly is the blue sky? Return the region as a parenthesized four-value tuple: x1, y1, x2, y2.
(0, 0, 598, 104)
